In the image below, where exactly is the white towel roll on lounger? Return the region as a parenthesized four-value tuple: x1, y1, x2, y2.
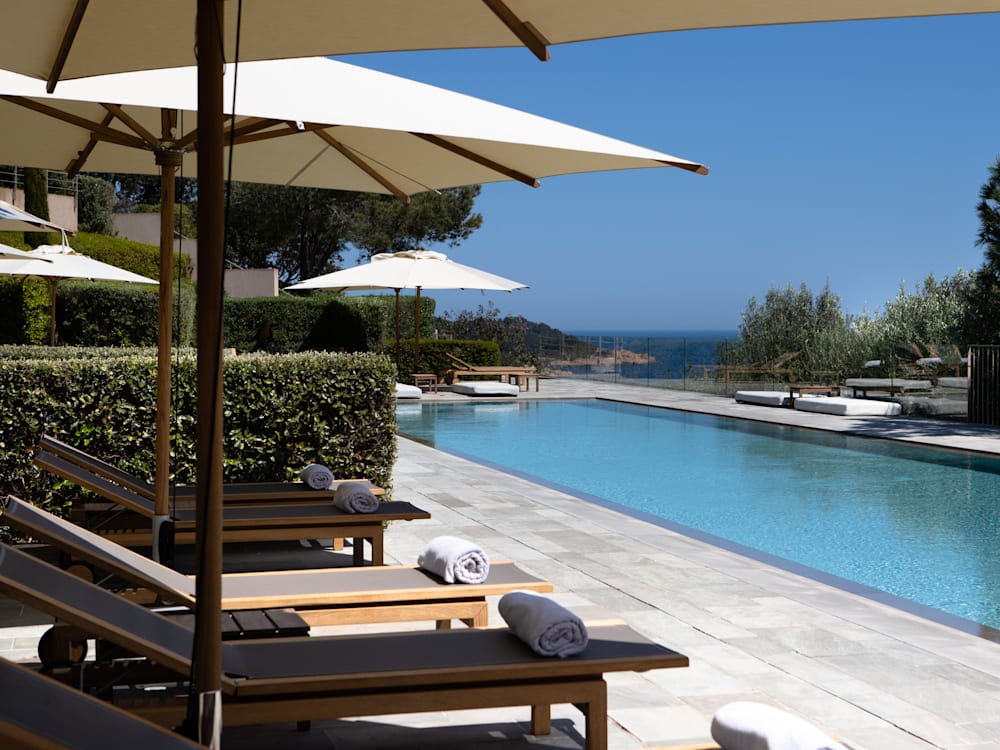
(711, 701, 849, 750)
(417, 535, 490, 584)
(298, 463, 334, 490)
(498, 590, 588, 658)
(332, 481, 379, 513)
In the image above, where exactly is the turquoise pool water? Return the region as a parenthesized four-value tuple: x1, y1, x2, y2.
(396, 399, 1000, 634)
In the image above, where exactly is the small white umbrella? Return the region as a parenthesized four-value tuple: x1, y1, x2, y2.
(0, 199, 70, 235)
(0, 242, 157, 344)
(287, 250, 528, 364)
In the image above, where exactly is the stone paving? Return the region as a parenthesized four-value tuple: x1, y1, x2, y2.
(6, 378, 1000, 748)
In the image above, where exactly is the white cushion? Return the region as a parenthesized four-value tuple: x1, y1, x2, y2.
(452, 381, 519, 397)
(395, 382, 422, 399)
(794, 396, 901, 416)
(735, 391, 790, 408)
(711, 701, 848, 750)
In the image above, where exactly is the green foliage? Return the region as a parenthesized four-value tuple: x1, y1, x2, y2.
(77, 175, 117, 234)
(961, 157, 1000, 344)
(0, 350, 397, 522)
(351, 187, 484, 256)
(22, 168, 52, 248)
(58, 282, 161, 346)
(68, 232, 192, 281)
(388, 338, 501, 381)
(437, 301, 533, 366)
(0, 278, 50, 344)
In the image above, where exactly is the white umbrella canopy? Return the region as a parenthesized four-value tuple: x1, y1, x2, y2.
(0, 242, 55, 261)
(288, 250, 529, 293)
(0, 243, 157, 345)
(0, 199, 70, 235)
(0, 56, 708, 197)
(5, 0, 1000, 84)
(287, 250, 528, 364)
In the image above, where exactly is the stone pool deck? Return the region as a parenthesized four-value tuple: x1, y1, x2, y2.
(5, 379, 1000, 748)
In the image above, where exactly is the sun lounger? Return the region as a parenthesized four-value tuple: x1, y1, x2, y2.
(842, 378, 932, 397)
(0, 656, 203, 750)
(445, 352, 540, 391)
(38, 434, 384, 505)
(0, 542, 687, 750)
(1, 494, 551, 630)
(33, 450, 429, 564)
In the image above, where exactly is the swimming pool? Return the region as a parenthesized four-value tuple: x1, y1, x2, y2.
(397, 399, 1000, 634)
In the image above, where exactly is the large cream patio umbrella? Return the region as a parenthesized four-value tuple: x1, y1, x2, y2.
(0, 242, 157, 345)
(287, 249, 529, 364)
(0, 53, 706, 549)
(13, 2, 995, 743)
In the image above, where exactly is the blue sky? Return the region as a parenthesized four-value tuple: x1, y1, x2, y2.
(336, 13, 1000, 333)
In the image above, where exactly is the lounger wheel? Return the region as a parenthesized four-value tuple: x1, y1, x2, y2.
(64, 561, 96, 583)
(38, 625, 88, 671)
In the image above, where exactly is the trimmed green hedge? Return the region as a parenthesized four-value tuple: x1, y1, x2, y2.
(389, 338, 501, 381)
(0, 350, 397, 528)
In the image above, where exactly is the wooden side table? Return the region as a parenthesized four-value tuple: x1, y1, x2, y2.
(413, 373, 438, 393)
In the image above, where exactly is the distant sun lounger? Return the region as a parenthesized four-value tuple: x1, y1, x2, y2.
(0, 542, 687, 750)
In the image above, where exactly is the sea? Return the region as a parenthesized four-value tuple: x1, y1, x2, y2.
(557, 329, 739, 382)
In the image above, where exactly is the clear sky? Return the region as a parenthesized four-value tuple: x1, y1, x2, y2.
(334, 13, 1000, 333)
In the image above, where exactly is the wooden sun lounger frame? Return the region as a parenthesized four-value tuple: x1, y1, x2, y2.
(0, 657, 203, 750)
(1, 494, 552, 629)
(0, 543, 688, 750)
(445, 352, 540, 391)
(33, 450, 429, 565)
(38, 434, 385, 505)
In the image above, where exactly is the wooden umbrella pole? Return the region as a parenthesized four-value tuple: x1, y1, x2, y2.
(153, 149, 182, 560)
(192, 0, 224, 745)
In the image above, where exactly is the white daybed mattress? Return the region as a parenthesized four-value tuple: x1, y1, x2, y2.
(793, 396, 901, 416)
(451, 381, 519, 397)
(734, 391, 790, 408)
(395, 382, 422, 399)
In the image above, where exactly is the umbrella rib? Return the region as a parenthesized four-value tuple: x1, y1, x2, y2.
(101, 103, 160, 147)
(0, 95, 149, 151)
(46, 0, 90, 93)
(313, 130, 411, 202)
(174, 117, 295, 150)
(64, 110, 115, 176)
(228, 120, 324, 145)
(481, 0, 551, 61)
(414, 133, 540, 188)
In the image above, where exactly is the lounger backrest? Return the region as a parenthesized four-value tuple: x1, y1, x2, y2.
(33, 449, 156, 517)
(0, 657, 202, 749)
(0, 543, 194, 677)
(0, 495, 196, 605)
(40, 434, 156, 500)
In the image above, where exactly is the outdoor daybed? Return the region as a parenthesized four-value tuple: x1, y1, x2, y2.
(734, 390, 790, 408)
(452, 381, 520, 397)
(0, 542, 687, 750)
(793, 396, 902, 417)
(1, 494, 552, 631)
(395, 382, 422, 399)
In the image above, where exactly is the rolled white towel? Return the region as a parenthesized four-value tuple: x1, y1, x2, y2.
(417, 535, 490, 584)
(332, 481, 379, 513)
(498, 590, 588, 658)
(298, 463, 334, 490)
(711, 701, 849, 750)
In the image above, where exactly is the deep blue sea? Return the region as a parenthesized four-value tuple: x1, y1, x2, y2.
(559, 329, 739, 381)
